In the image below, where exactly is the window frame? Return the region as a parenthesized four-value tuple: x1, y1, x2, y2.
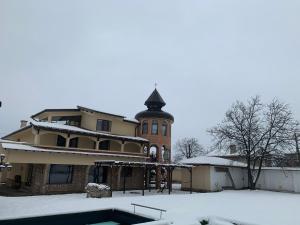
(142, 121, 148, 134)
(162, 122, 168, 136)
(48, 164, 74, 184)
(96, 119, 112, 132)
(151, 120, 158, 135)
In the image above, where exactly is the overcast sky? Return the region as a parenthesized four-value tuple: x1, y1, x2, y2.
(0, 0, 300, 149)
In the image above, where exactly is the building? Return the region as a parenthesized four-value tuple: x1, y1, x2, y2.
(0, 88, 174, 195)
(179, 156, 247, 192)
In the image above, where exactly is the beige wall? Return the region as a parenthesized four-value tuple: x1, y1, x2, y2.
(8, 128, 34, 143)
(181, 165, 211, 192)
(78, 136, 95, 149)
(39, 133, 58, 146)
(81, 111, 137, 136)
(172, 168, 182, 183)
(124, 142, 141, 153)
(2, 148, 146, 166)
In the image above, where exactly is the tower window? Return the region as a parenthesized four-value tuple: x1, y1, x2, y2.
(151, 120, 158, 135)
(142, 121, 148, 134)
(162, 123, 168, 136)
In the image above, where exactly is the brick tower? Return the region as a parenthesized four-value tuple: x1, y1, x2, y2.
(135, 88, 174, 163)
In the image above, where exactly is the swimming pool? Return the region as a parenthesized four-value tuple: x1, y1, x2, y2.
(0, 209, 155, 225)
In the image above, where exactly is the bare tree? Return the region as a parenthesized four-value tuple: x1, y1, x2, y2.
(173, 138, 205, 162)
(208, 96, 297, 190)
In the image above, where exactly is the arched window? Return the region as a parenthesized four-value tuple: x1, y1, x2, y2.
(150, 146, 158, 162)
(162, 122, 168, 136)
(142, 121, 148, 134)
(99, 140, 110, 150)
(56, 135, 66, 147)
(151, 120, 158, 135)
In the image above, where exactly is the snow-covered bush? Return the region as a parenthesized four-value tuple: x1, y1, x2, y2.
(85, 183, 111, 198)
(199, 217, 235, 225)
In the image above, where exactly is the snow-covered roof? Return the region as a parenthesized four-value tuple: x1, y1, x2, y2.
(30, 121, 148, 142)
(0, 139, 27, 144)
(1, 142, 147, 159)
(123, 118, 139, 123)
(206, 149, 241, 157)
(181, 156, 246, 168)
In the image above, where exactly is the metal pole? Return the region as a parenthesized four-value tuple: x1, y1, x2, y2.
(123, 167, 126, 194)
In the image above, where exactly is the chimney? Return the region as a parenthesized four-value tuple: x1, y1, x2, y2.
(229, 144, 237, 154)
(20, 120, 28, 128)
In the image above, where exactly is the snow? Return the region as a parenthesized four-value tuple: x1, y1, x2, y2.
(30, 120, 148, 142)
(1, 142, 147, 159)
(124, 118, 139, 123)
(0, 190, 299, 225)
(181, 156, 246, 168)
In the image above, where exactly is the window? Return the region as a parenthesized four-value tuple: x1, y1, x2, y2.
(162, 123, 168, 136)
(56, 135, 66, 147)
(69, 137, 78, 148)
(48, 165, 73, 184)
(99, 140, 110, 150)
(96, 119, 111, 132)
(88, 166, 107, 183)
(151, 120, 158, 135)
(142, 121, 148, 134)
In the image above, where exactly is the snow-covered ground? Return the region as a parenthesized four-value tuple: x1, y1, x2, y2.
(0, 190, 299, 225)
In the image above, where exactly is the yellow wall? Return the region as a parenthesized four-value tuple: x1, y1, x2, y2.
(78, 137, 95, 149)
(80, 111, 137, 136)
(181, 165, 211, 191)
(39, 133, 58, 146)
(124, 142, 141, 153)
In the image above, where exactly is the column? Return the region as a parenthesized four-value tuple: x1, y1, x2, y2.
(121, 141, 125, 152)
(65, 137, 70, 148)
(33, 128, 40, 145)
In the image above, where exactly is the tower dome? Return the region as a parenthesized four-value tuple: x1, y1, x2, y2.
(135, 89, 174, 122)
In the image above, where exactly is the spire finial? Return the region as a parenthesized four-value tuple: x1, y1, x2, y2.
(155, 82, 157, 89)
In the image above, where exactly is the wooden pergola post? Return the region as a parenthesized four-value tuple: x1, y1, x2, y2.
(123, 167, 126, 194)
(142, 166, 146, 196)
(168, 167, 171, 195)
(110, 165, 113, 193)
(189, 167, 193, 194)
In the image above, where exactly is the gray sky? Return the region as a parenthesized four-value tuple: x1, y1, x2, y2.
(1, 0, 300, 149)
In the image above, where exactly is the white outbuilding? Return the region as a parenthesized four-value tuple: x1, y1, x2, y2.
(179, 156, 247, 192)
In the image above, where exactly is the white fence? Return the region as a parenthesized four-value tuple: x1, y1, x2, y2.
(211, 166, 300, 193)
(256, 167, 300, 193)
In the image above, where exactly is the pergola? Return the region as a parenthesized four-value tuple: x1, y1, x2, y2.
(94, 160, 194, 195)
